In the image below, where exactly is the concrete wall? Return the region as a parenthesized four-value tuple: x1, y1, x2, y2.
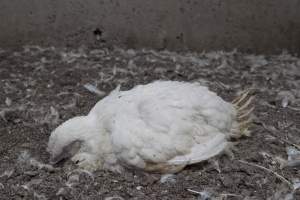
(0, 0, 300, 53)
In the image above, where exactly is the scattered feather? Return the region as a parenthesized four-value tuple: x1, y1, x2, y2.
(60, 50, 87, 63)
(281, 96, 289, 108)
(104, 196, 125, 200)
(56, 188, 67, 196)
(62, 99, 76, 109)
(220, 193, 243, 199)
(5, 97, 12, 107)
(41, 106, 60, 125)
(292, 179, 300, 191)
(187, 189, 212, 200)
(127, 59, 137, 69)
(209, 159, 221, 173)
(274, 156, 288, 169)
(136, 186, 142, 190)
(126, 49, 136, 57)
(29, 158, 56, 171)
(17, 150, 31, 163)
(33, 192, 47, 200)
(277, 91, 295, 108)
(0, 105, 25, 121)
(17, 151, 56, 172)
(244, 54, 268, 68)
(65, 174, 79, 188)
(216, 58, 229, 70)
(0, 169, 14, 178)
(24, 171, 39, 176)
(83, 83, 106, 97)
(50, 106, 59, 125)
(67, 169, 94, 181)
(21, 178, 43, 190)
(267, 183, 296, 200)
(238, 160, 292, 188)
(160, 174, 176, 184)
(286, 146, 300, 167)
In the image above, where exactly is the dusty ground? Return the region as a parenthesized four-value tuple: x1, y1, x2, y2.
(0, 45, 299, 200)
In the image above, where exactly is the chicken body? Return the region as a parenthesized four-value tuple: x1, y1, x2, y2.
(48, 81, 245, 173)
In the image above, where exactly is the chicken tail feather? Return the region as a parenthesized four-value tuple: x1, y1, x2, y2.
(231, 89, 255, 138)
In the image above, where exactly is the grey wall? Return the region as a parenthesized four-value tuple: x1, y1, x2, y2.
(1, 0, 300, 53)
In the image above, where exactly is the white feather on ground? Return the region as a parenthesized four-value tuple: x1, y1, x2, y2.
(47, 80, 252, 173)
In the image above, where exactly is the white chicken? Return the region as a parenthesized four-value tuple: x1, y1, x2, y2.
(47, 81, 253, 173)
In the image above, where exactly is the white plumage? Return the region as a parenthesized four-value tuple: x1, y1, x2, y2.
(47, 81, 253, 173)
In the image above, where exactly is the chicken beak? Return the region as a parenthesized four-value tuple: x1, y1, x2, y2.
(48, 140, 82, 165)
(49, 153, 65, 165)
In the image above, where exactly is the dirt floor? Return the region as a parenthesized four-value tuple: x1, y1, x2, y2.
(0, 45, 299, 200)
